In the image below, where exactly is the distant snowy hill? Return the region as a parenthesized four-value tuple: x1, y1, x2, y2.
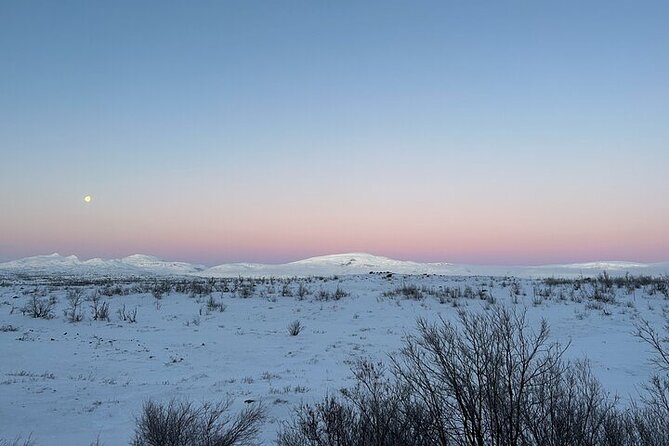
(199, 254, 669, 278)
(1, 252, 668, 278)
(201, 253, 449, 277)
(0, 253, 205, 277)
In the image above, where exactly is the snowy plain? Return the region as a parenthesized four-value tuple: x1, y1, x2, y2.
(1, 254, 668, 445)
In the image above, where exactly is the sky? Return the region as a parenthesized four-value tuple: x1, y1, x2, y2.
(1, 1, 668, 265)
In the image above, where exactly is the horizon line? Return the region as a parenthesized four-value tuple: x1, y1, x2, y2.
(1, 251, 666, 268)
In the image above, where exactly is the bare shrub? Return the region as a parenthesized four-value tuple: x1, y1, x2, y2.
(65, 289, 84, 322)
(0, 435, 35, 446)
(279, 308, 626, 446)
(523, 359, 619, 445)
(132, 399, 264, 446)
(384, 283, 423, 300)
(151, 281, 172, 299)
(315, 286, 349, 302)
(207, 296, 226, 312)
(592, 403, 669, 446)
(117, 304, 138, 323)
(288, 320, 303, 336)
(636, 317, 669, 374)
(394, 308, 573, 445)
(90, 293, 110, 322)
(100, 284, 127, 297)
(238, 283, 255, 299)
(297, 283, 309, 300)
(316, 290, 331, 301)
(278, 360, 434, 446)
(333, 286, 349, 300)
(22, 295, 55, 319)
(542, 274, 669, 302)
(185, 316, 201, 327)
(635, 316, 669, 438)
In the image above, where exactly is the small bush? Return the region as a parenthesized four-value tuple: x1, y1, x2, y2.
(65, 289, 84, 322)
(117, 304, 138, 323)
(288, 320, 303, 336)
(90, 294, 110, 321)
(277, 360, 432, 446)
(333, 286, 349, 300)
(22, 295, 55, 319)
(316, 290, 331, 301)
(132, 399, 264, 446)
(207, 296, 226, 312)
(151, 281, 172, 299)
(0, 435, 35, 446)
(316, 286, 349, 301)
(238, 283, 255, 299)
(297, 283, 309, 300)
(636, 316, 669, 436)
(384, 283, 423, 300)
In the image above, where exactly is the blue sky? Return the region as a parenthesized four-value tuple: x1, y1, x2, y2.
(1, 1, 668, 264)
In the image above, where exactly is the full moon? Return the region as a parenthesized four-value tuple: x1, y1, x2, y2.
(84, 195, 92, 203)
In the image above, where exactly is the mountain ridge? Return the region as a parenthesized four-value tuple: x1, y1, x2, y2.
(1, 252, 668, 278)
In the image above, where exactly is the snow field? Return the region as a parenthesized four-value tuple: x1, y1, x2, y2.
(0, 274, 667, 445)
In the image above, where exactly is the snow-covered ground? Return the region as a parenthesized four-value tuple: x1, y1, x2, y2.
(1, 272, 668, 445)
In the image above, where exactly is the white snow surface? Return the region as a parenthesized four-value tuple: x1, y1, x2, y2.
(0, 273, 667, 444)
(1, 252, 668, 278)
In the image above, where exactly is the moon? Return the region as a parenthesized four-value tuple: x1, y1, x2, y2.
(84, 195, 92, 203)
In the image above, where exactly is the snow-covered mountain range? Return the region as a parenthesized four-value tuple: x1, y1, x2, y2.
(0, 253, 206, 276)
(1, 252, 668, 278)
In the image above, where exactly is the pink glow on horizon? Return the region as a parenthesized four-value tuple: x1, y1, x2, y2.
(3, 220, 668, 266)
(2, 171, 668, 265)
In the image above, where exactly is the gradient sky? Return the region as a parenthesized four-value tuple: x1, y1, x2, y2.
(1, 1, 668, 265)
